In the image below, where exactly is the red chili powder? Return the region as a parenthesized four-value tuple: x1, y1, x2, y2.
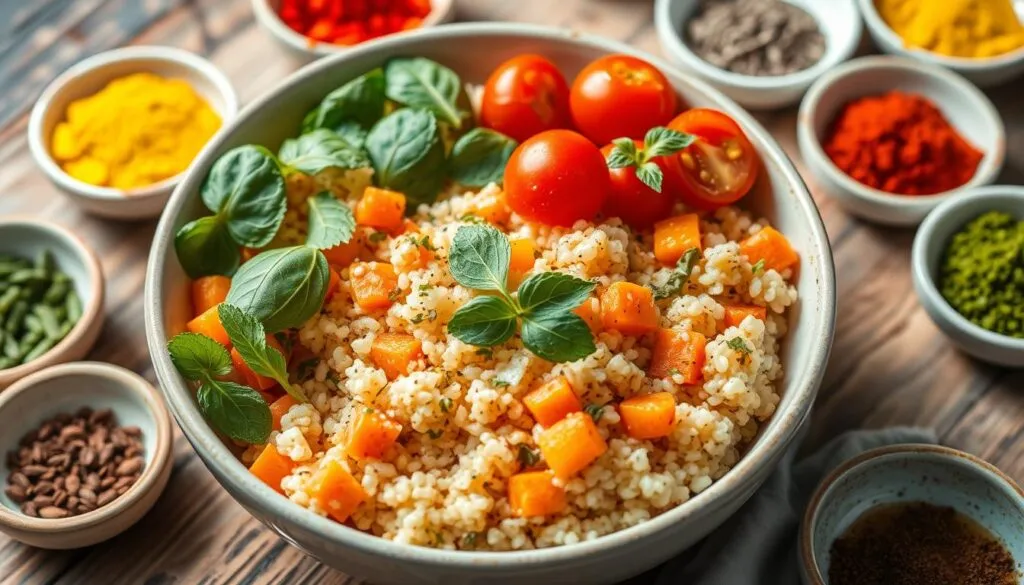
(278, 0, 432, 46)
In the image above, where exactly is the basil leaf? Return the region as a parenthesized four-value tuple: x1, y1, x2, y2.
(167, 332, 233, 380)
(226, 246, 330, 332)
(201, 145, 287, 248)
(448, 225, 511, 292)
(517, 272, 595, 316)
(652, 247, 701, 300)
(365, 108, 446, 206)
(520, 311, 596, 363)
(174, 216, 241, 278)
(447, 296, 518, 346)
(306, 192, 355, 250)
(196, 380, 272, 444)
(279, 129, 371, 176)
(303, 68, 385, 132)
(449, 128, 517, 187)
(219, 303, 306, 402)
(335, 120, 368, 150)
(384, 57, 470, 128)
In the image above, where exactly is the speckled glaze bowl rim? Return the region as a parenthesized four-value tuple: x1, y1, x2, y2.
(799, 443, 1024, 584)
(27, 45, 239, 202)
(0, 217, 105, 386)
(856, 0, 1024, 70)
(911, 185, 1024, 353)
(797, 55, 1006, 209)
(0, 362, 174, 534)
(144, 22, 836, 570)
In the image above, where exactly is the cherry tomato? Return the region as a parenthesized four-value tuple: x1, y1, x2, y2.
(570, 54, 678, 145)
(600, 140, 680, 229)
(480, 54, 572, 143)
(504, 130, 610, 226)
(666, 109, 760, 210)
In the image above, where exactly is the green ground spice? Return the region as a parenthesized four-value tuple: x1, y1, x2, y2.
(939, 211, 1024, 338)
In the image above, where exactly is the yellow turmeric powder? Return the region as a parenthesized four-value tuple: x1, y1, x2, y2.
(875, 0, 1024, 58)
(51, 73, 221, 191)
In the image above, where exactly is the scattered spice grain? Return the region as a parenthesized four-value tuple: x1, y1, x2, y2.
(4, 408, 145, 519)
(829, 501, 1018, 585)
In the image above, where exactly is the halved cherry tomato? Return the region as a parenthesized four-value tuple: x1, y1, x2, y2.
(504, 130, 610, 227)
(570, 55, 678, 145)
(666, 109, 760, 210)
(600, 140, 680, 229)
(481, 54, 572, 143)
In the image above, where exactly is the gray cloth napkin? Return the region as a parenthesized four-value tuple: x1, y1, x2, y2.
(655, 426, 938, 585)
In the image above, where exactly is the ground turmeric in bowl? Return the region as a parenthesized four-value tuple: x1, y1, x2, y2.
(876, 0, 1024, 58)
(50, 72, 220, 191)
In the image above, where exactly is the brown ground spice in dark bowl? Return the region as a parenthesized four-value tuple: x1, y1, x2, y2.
(828, 501, 1019, 585)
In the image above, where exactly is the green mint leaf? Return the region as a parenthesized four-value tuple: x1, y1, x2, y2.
(174, 216, 240, 278)
(446, 296, 518, 347)
(226, 246, 330, 332)
(727, 337, 752, 354)
(167, 332, 233, 380)
(384, 57, 470, 128)
(517, 272, 595, 316)
(218, 304, 306, 402)
(365, 108, 447, 206)
(606, 137, 638, 169)
(302, 68, 385, 133)
(449, 128, 517, 187)
(643, 127, 696, 158)
(448, 225, 511, 293)
(652, 247, 701, 300)
(520, 312, 596, 363)
(279, 129, 371, 176)
(635, 161, 664, 193)
(305, 192, 356, 250)
(200, 145, 287, 248)
(196, 380, 272, 444)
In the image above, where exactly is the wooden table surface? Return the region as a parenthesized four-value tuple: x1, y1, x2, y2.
(1, 0, 1023, 583)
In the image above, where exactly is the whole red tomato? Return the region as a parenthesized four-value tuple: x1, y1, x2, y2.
(600, 139, 681, 229)
(665, 109, 760, 210)
(504, 130, 610, 226)
(480, 54, 572, 143)
(570, 54, 678, 145)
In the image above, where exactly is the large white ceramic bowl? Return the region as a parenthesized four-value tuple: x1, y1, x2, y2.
(857, 0, 1024, 88)
(655, 0, 862, 110)
(145, 24, 836, 585)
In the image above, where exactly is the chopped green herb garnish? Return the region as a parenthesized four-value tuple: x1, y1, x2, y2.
(584, 403, 605, 423)
(727, 337, 752, 354)
(751, 259, 766, 274)
(369, 231, 389, 243)
(296, 358, 319, 380)
(517, 443, 541, 467)
(426, 429, 443, 439)
(459, 213, 486, 224)
(475, 347, 493, 358)
(651, 247, 700, 300)
(492, 379, 511, 388)
(439, 397, 453, 413)
(461, 531, 480, 548)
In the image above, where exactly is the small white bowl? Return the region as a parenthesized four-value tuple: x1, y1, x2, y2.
(252, 0, 455, 64)
(0, 217, 105, 389)
(800, 444, 1024, 584)
(28, 46, 239, 221)
(654, 0, 861, 110)
(798, 56, 1005, 226)
(911, 185, 1024, 368)
(0, 362, 173, 549)
(857, 0, 1024, 88)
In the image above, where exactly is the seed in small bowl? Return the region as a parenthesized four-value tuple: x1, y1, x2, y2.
(4, 407, 145, 519)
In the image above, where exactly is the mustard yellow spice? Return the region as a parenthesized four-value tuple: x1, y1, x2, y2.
(875, 0, 1024, 58)
(50, 72, 221, 191)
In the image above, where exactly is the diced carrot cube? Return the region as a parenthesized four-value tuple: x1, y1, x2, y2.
(509, 471, 566, 517)
(600, 282, 659, 336)
(308, 459, 367, 522)
(508, 237, 536, 278)
(323, 228, 370, 268)
(345, 408, 403, 460)
(648, 328, 706, 384)
(537, 412, 608, 479)
(350, 262, 399, 311)
(249, 444, 294, 493)
(654, 213, 702, 265)
(355, 186, 406, 232)
(620, 392, 677, 440)
(270, 395, 299, 431)
(573, 297, 602, 333)
(325, 267, 341, 303)
(399, 218, 420, 235)
(723, 304, 767, 329)
(370, 333, 422, 379)
(739, 226, 798, 273)
(187, 304, 231, 348)
(472, 190, 510, 224)
(523, 376, 582, 427)
(241, 247, 260, 263)
(191, 275, 231, 315)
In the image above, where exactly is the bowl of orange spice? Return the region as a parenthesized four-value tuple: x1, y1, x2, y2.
(797, 56, 1005, 226)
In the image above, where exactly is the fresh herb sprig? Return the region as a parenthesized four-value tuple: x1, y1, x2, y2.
(606, 127, 696, 193)
(219, 303, 306, 402)
(446, 225, 597, 363)
(651, 247, 701, 300)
